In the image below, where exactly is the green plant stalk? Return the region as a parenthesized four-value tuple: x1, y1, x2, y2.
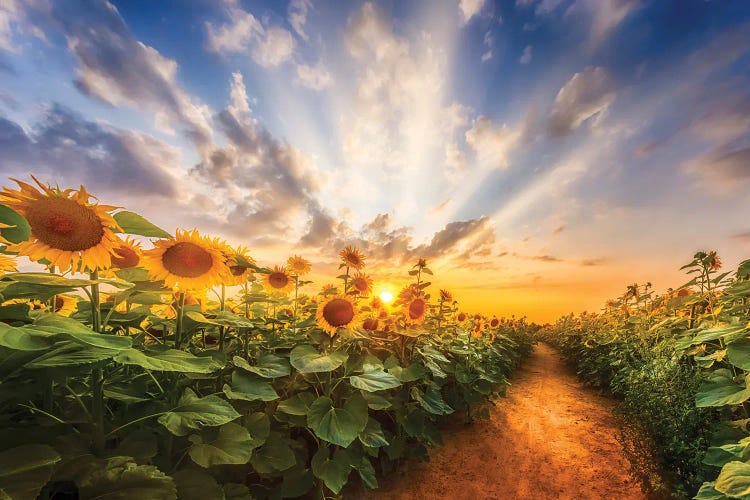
(89, 270, 106, 455)
(219, 284, 226, 351)
(175, 291, 186, 350)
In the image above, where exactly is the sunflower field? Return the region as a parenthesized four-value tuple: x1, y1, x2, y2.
(540, 252, 750, 499)
(0, 177, 533, 499)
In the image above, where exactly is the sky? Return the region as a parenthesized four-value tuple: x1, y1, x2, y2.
(0, 0, 749, 322)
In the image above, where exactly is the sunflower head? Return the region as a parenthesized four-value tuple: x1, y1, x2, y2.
(456, 312, 468, 324)
(224, 245, 255, 286)
(263, 265, 294, 294)
(0, 254, 17, 274)
(362, 318, 379, 331)
(351, 272, 373, 296)
(53, 294, 78, 316)
(142, 228, 229, 290)
(707, 251, 722, 271)
(111, 236, 142, 270)
(340, 245, 366, 270)
(439, 289, 452, 302)
(490, 317, 499, 328)
(287, 255, 311, 276)
(405, 296, 427, 325)
(0, 177, 121, 272)
(316, 295, 358, 336)
(370, 297, 383, 309)
(677, 288, 693, 297)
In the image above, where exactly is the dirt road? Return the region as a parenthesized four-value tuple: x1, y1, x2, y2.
(362, 343, 644, 500)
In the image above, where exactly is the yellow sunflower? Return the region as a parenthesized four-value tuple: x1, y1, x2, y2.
(224, 245, 255, 286)
(351, 272, 373, 295)
(287, 255, 311, 276)
(456, 311, 468, 324)
(53, 294, 78, 316)
(262, 265, 294, 294)
(0, 253, 17, 274)
(110, 236, 142, 270)
(316, 295, 358, 336)
(439, 289, 453, 302)
(0, 177, 121, 272)
(339, 245, 366, 270)
(142, 229, 229, 290)
(405, 296, 427, 325)
(362, 317, 379, 331)
(490, 317, 499, 328)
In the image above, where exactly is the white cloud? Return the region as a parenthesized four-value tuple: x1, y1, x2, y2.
(481, 30, 493, 62)
(252, 27, 295, 67)
(296, 63, 332, 90)
(459, 0, 486, 25)
(288, 0, 312, 41)
(228, 71, 251, 116)
(205, 0, 263, 53)
(520, 45, 533, 64)
(547, 66, 615, 137)
(465, 116, 521, 168)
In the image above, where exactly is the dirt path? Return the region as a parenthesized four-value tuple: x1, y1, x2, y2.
(363, 343, 644, 500)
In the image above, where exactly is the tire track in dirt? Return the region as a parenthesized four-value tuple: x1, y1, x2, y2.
(359, 343, 644, 500)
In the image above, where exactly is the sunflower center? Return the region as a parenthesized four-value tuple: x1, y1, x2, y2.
(353, 278, 367, 292)
(458, 313, 466, 321)
(230, 265, 246, 277)
(112, 245, 139, 269)
(409, 298, 426, 319)
(268, 272, 289, 289)
(323, 298, 354, 327)
(363, 318, 378, 330)
(161, 242, 214, 278)
(25, 197, 105, 251)
(54, 296, 64, 312)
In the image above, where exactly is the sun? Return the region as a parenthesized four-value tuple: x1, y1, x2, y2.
(379, 290, 394, 304)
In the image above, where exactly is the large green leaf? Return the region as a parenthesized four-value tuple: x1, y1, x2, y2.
(358, 417, 389, 448)
(186, 311, 255, 328)
(158, 389, 240, 436)
(0, 444, 61, 500)
(290, 344, 347, 373)
(704, 437, 750, 467)
(281, 466, 314, 498)
(244, 412, 270, 450)
(188, 422, 253, 468)
(0, 204, 30, 244)
(77, 456, 176, 499)
(33, 314, 132, 350)
(249, 432, 297, 473)
(715, 461, 750, 498)
(310, 447, 352, 495)
(233, 353, 290, 378)
(114, 348, 222, 373)
(277, 391, 316, 415)
(114, 211, 171, 238)
(223, 370, 279, 402)
(307, 394, 368, 447)
(0, 323, 54, 351)
(24, 341, 120, 368)
(388, 362, 427, 382)
(677, 325, 748, 350)
(727, 339, 750, 370)
(172, 470, 223, 500)
(694, 482, 725, 500)
(350, 369, 402, 392)
(696, 370, 750, 408)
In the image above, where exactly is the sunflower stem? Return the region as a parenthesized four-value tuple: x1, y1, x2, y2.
(293, 275, 299, 334)
(89, 270, 106, 455)
(219, 284, 226, 351)
(175, 291, 186, 350)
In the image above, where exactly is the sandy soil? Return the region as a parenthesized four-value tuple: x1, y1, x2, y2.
(358, 343, 645, 500)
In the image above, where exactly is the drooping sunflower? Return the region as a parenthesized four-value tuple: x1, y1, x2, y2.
(110, 236, 142, 270)
(707, 251, 722, 271)
(340, 245, 366, 270)
(0, 254, 17, 275)
(316, 295, 358, 336)
(262, 265, 294, 294)
(142, 229, 229, 290)
(405, 296, 427, 325)
(0, 177, 121, 272)
(224, 245, 255, 286)
(439, 289, 453, 302)
(351, 272, 373, 296)
(287, 255, 311, 276)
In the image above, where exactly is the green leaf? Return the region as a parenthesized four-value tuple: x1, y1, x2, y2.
(727, 339, 750, 370)
(249, 432, 296, 473)
(694, 482, 725, 500)
(158, 388, 240, 436)
(33, 314, 133, 350)
(77, 457, 177, 499)
(114, 211, 171, 238)
(388, 362, 427, 382)
(115, 348, 222, 373)
(308, 395, 368, 447)
(223, 370, 279, 402)
(350, 369, 402, 392)
(411, 386, 454, 415)
(189, 422, 254, 468)
(277, 391, 316, 415)
(172, 470, 223, 500)
(290, 344, 348, 373)
(224, 483, 253, 500)
(24, 341, 119, 368)
(715, 461, 750, 498)
(0, 444, 61, 500)
(0, 204, 30, 244)
(281, 467, 314, 498)
(704, 438, 750, 467)
(0, 323, 54, 351)
(696, 370, 750, 407)
(233, 353, 291, 378)
(244, 412, 270, 450)
(186, 311, 255, 328)
(362, 391, 392, 410)
(311, 447, 351, 495)
(353, 455, 378, 490)
(359, 417, 389, 448)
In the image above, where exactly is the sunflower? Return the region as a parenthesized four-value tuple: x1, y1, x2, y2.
(287, 255, 311, 276)
(362, 318, 379, 331)
(439, 289, 453, 302)
(224, 245, 255, 286)
(111, 236, 142, 270)
(340, 245, 366, 270)
(316, 295, 358, 336)
(0, 177, 121, 272)
(472, 320, 484, 338)
(142, 229, 229, 290)
(707, 251, 722, 271)
(370, 297, 383, 310)
(351, 272, 373, 295)
(0, 254, 17, 275)
(405, 296, 427, 325)
(53, 294, 78, 316)
(262, 265, 294, 294)
(490, 317, 499, 328)
(456, 312, 468, 324)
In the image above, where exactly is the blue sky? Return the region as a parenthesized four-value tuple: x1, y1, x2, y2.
(1, 0, 749, 319)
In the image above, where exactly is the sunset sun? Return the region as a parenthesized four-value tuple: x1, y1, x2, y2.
(379, 290, 394, 304)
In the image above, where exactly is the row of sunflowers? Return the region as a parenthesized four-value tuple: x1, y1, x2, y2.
(538, 252, 750, 499)
(0, 177, 534, 499)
